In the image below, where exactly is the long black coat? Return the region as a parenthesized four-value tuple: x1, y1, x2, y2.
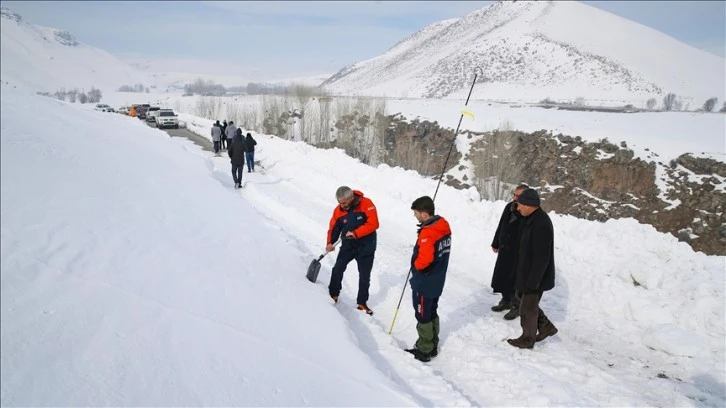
(514, 208, 556, 293)
(490, 201, 521, 294)
(227, 133, 246, 165)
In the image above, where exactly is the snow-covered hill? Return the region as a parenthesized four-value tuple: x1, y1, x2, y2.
(323, 0, 726, 105)
(0, 6, 148, 93)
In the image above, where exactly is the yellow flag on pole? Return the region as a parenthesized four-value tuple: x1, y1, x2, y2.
(461, 109, 474, 119)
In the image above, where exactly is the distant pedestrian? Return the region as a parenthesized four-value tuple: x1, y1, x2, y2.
(227, 128, 247, 189)
(211, 123, 222, 154)
(507, 188, 558, 349)
(225, 121, 236, 150)
(221, 120, 228, 149)
(490, 184, 529, 321)
(244, 132, 257, 172)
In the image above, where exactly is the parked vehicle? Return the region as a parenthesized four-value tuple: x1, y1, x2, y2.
(146, 106, 161, 123)
(94, 104, 114, 112)
(136, 106, 149, 120)
(156, 109, 179, 129)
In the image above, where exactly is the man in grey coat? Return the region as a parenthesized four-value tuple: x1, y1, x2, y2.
(211, 124, 222, 154)
(507, 188, 558, 349)
(225, 121, 237, 148)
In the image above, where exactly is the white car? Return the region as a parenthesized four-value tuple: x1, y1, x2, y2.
(156, 109, 179, 129)
(94, 104, 114, 112)
(146, 106, 161, 123)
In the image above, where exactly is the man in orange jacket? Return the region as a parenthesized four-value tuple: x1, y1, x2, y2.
(405, 196, 451, 362)
(326, 186, 379, 314)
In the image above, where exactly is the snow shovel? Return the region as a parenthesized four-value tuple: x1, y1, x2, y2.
(306, 240, 340, 283)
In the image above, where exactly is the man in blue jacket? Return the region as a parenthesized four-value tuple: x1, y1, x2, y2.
(405, 196, 452, 362)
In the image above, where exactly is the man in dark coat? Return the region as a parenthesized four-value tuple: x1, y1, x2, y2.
(490, 184, 528, 320)
(221, 120, 228, 149)
(405, 196, 451, 362)
(507, 188, 558, 349)
(244, 132, 257, 172)
(227, 128, 246, 189)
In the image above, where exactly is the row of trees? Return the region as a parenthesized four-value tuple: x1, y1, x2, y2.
(118, 83, 150, 93)
(37, 87, 102, 103)
(178, 89, 723, 202)
(182, 77, 325, 97)
(183, 78, 226, 96)
(544, 94, 722, 112)
(656, 94, 724, 113)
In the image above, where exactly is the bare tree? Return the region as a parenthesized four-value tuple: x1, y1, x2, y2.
(470, 120, 525, 201)
(646, 98, 657, 110)
(720, 101, 726, 113)
(674, 97, 683, 111)
(78, 92, 88, 104)
(88, 87, 102, 103)
(662, 93, 677, 111)
(703, 97, 718, 112)
(195, 96, 222, 119)
(54, 89, 66, 101)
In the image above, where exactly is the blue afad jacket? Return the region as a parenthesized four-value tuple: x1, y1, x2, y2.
(409, 215, 452, 298)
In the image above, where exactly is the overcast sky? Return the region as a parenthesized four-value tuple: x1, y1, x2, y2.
(3, 1, 724, 81)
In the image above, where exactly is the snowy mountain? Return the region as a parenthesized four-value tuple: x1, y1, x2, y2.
(0, 6, 148, 92)
(323, 0, 726, 105)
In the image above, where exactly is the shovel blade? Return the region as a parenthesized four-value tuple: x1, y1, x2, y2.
(306, 259, 322, 283)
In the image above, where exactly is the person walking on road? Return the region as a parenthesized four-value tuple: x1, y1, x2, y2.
(244, 132, 257, 172)
(211, 123, 222, 155)
(227, 128, 247, 189)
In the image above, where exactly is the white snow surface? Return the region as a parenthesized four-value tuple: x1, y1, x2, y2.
(2, 86, 725, 407)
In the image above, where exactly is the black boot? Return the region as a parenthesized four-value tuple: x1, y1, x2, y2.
(503, 306, 520, 320)
(491, 298, 512, 312)
(536, 314, 558, 342)
(404, 347, 432, 362)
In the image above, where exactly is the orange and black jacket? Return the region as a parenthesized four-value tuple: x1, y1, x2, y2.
(327, 190, 379, 256)
(409, 215, 451, 298)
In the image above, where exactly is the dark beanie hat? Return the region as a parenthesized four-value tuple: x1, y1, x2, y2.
(518, 188, 541, 206)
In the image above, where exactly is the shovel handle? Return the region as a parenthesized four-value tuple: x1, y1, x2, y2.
(318, 239, 341, 259)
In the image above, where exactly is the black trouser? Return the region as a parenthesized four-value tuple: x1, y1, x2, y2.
(231, 163, 243, 185)
(221, 137, 227, 149)
(517, 291, 550, 343)
(502, 290, 521, 309)
(329, 248, 374, 305)
(213, 141, 220, 153)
